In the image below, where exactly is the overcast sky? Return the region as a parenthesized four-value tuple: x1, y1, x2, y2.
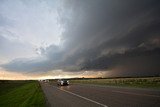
(0, 0, 160, 79)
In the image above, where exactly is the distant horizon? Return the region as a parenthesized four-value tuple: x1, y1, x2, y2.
(1, 75, 160, 81)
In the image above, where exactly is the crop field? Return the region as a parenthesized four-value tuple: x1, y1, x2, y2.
(70, 77, 160, 89)
(0, 80, 45, 107)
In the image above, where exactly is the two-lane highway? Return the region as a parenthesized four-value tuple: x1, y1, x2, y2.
(40, 82, 160, 107)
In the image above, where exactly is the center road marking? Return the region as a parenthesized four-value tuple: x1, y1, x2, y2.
(52, 86, 108, 107)
(112, 90, 160, 98)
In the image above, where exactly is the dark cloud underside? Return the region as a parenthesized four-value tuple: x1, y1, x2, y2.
(1, 0, 160, 77)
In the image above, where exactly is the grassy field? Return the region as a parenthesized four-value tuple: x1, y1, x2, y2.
(0, 80, 45, 107)
(70, 77, 160, 89)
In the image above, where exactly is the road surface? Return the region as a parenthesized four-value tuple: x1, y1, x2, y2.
(40, 82, 160, 107)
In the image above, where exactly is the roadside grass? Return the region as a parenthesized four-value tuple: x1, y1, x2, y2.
(0, 80, 27, 95)
(70, 77, 160, 89)
(0, 81, 45, 107)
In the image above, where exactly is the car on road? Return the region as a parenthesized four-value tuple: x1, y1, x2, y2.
(57, 79, 69, 86)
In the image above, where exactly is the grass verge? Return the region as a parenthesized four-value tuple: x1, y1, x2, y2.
(70, 77, 160, 89)
(0, 81, 45, 107)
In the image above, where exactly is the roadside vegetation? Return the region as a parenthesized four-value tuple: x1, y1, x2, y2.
(70, 77, 160, 89)
(0, 80, 45, 107)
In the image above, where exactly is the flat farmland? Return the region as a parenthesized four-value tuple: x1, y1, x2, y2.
(0, 80, 45, 107)
(70, 77, 160, 89)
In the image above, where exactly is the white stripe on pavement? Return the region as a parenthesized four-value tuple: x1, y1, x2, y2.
(112, 90, 160, 98)
(53, 86, 108, 107)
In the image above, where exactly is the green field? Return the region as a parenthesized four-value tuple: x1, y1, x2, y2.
(0, 81, 45, 107)
(70, 77, 160, 89)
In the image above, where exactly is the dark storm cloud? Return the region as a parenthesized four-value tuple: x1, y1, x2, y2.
(1, 0, 160, 76)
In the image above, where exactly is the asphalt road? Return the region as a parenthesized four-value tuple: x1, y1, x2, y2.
(40, 82, 160, 107)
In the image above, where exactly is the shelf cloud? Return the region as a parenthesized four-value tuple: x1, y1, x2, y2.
(1, 0, 160, 77)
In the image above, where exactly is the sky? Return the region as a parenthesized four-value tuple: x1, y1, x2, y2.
(0, 0, 160, 80)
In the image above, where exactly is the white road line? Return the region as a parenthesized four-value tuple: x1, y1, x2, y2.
(53, 86, 108, 107)
(112, 90, 160, 98)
